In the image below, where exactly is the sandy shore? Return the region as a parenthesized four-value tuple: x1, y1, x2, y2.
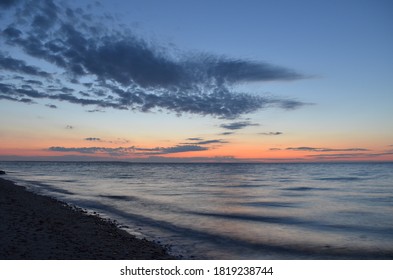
(0, 177, 174, 260)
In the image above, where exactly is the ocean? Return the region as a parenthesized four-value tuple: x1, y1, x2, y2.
(1, 161, 392, 259)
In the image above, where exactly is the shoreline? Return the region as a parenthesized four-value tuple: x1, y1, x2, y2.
(0, 177, 175, 260)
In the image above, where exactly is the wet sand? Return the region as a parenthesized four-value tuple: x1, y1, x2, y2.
(0, 177, 174, 260)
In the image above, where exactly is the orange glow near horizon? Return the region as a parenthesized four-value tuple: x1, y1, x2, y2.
(1, 145, 393, 162)
(1, 129, 393, 162)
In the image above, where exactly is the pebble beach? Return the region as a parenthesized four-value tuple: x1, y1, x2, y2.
(0, 176, 174, 260)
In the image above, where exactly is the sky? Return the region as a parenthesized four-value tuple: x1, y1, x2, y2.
(0, 0, 392, 162)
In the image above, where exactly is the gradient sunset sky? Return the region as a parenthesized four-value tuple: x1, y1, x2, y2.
(1, 0, 392, 162)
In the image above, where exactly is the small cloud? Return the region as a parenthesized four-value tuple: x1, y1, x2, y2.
(0, 53, 51, 78)
(182, 138, 228, 145)
(220, 132, 235, 136)
(196, 139, 228, 145)
(269, 148, 282, 151)
(26, 80, 43, 85)
(84, 137, 101, 141)
(45, 103, 57, 109)
(87, 109, 105, 113)
(65, 125, 73, 129)
(259, 132, 283, 136)
(220, 121, 259, 130)
(160, 145, 208, 154)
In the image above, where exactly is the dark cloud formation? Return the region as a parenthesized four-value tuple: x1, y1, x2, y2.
(0, 0, 307, 119)
(65, 125, 73, 129)
(220, 121, 259, 130)
(0, 0, 20, 8)
(259, 132, 283, 136)
(0, 53, 51, 77)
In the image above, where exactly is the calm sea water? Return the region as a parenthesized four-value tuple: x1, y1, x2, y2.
(1, 161, 393, 259)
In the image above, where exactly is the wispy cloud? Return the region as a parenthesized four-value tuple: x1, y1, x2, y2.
(82, 137, 130, 144)
(286, 147, 369, 152)
(220, 121, 259, 130)
(0, 0, 308, 119)
(158, 145, 208, 154)
(269, 146, 393, 161)
(182, 138, 228, 145)
(259, 132, 283, 136)
(306, 152, 393, 160)
(84, 137, 101, 141)
(220, 131, 235, 136)
(65, 125, 73, 129)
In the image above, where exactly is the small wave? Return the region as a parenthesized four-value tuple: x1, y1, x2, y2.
(316, 177, 364, 181)
(239, 201, 298, 208)
(190, 211, 393, 237)
(99, 195, 137, 201)
(28, 181, 74, 195)
(278, 178, 296, 182)
(117, 175, 136, 179)
(47, 188, 74, 195)
(61, 179, 79, 183)
(284, 187, 315, 191)
(191, 211, 298, 225)
(225, 184, 265, 188)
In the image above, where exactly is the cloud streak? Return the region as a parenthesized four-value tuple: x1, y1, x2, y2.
(48, 135, 230, 157)
(182, 138, 228, 145)
(306, 152, 393, 160)
(48, 144, 208, 156)
(220, 121, 259, 130)
(259, 132, 283, 136)
(286, 147, 369, 152)
(0, 0, 308, 119)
